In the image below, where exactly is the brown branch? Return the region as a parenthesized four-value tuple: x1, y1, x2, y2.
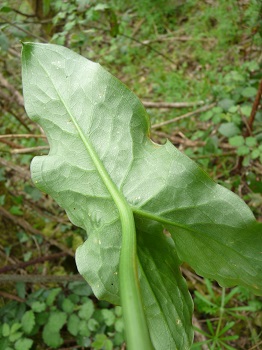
(0, 72, 24, 108)
(7, 7, 36, 17)
(8, 48, 21, 58)
(0, 290, 25, 302)
(120, 33, 177, 65)
(0, 252, 67, 273)
(0, 15, 48, 42)
(0, 274, 83, 283)
(0, 92, 30, 131)
(142, 100, 205, 109)
(0, 206, 74, 257)
(0, 157, 31, 180)
(0, 139, 23, 149)
(0, 134, 47, 140)
(245, 78, 262, 136)
(142, 35, 217, 45)
(11, 146, 49, 154)
(248, 340, 262, 350)
(152, 103, 216, 129)
(153, 131, 235, 151)
(234, 79, 262, 172)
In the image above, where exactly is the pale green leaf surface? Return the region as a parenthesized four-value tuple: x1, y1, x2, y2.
(22, 43, 262, 349)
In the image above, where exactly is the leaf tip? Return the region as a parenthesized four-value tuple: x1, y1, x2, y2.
(21, 42, 36, 63)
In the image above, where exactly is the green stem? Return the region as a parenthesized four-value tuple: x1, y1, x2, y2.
(118, 204, 154, 350)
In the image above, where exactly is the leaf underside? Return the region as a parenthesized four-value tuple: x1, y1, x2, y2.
(22, 43, 262, 350)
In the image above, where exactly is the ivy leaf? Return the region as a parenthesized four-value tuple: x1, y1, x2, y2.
(22, 43, 262, 349)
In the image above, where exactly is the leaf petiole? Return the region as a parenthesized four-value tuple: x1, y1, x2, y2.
(119, 204, 154, 350)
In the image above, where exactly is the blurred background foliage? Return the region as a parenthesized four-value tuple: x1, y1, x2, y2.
(0, 0, 261, 349)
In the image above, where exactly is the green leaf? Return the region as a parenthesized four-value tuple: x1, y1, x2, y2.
(78, 320, 91, 337)
(0, 195, 5, 205)
(10, 324, 21, 334)
(136, 219, 193, 348)
(251, 149, 260, 159)
(92, 334, 112, 350)
(68, 281, 92, 296)
(78, 300, 94, 320)
(237, 145, 250, 156)
(9, 332, 23, 342)
(101, 309, 115, 326)
(245, 137, 257, 147)
(46, 311, 67, 332)
(42, 329, 63, 348)
(35, 311, 49, 326)
(218, 99, 235, 111)
(115, 318, 124, 333)
(22, 43, 262, 349)
(88, 318, 99, 332)
(229, 135, 244, 147)
(218, 123, 240, 137)
(241, 87, 257, 98)
(21, 311, 35, 334)
(42, 311, 67, 348)
(2, 323, 10, 337)
(0, 338, 9, 350)
(61, 298, 75, 313)
(67, 314, 80, 336)
(14, 338, 33, 350)
(240, 105, 252, 117)
(10, 206, 23, 216)
(31, 301, 46, 313)
(46, 288, 61, 306)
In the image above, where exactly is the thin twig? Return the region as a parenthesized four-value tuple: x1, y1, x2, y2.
(8, 47, 21, 58)
(0, 252, 67, 273)
(0, 134, 47, 139)
(153, 131, 235, 151)
(0, 98, 30, 131)
(245, 78, 262, 136)
(0, 15, 48, 42)
(0, 291, 25, 302)
(142, 100, 205, 108)
(7, 7, 36, 17)
(0, 138, 23, 149)
(0, 72, 24, 107)
(152, 103, 216, 128)
(120, 33, 177, 65)
(11, 146, 49, 154)
(248, 340, 262, 350)
(0, 157, 31, 180)
(142, 35, 217, 45)
(0, 206, 74, 257)
(0, 274, 83, 283)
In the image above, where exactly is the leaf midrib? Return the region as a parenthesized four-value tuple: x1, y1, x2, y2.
(35, 53, 128, 215)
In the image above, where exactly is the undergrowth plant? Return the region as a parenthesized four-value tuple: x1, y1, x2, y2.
(21, 42, 262, 350)
(0, 281, 124, 350)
